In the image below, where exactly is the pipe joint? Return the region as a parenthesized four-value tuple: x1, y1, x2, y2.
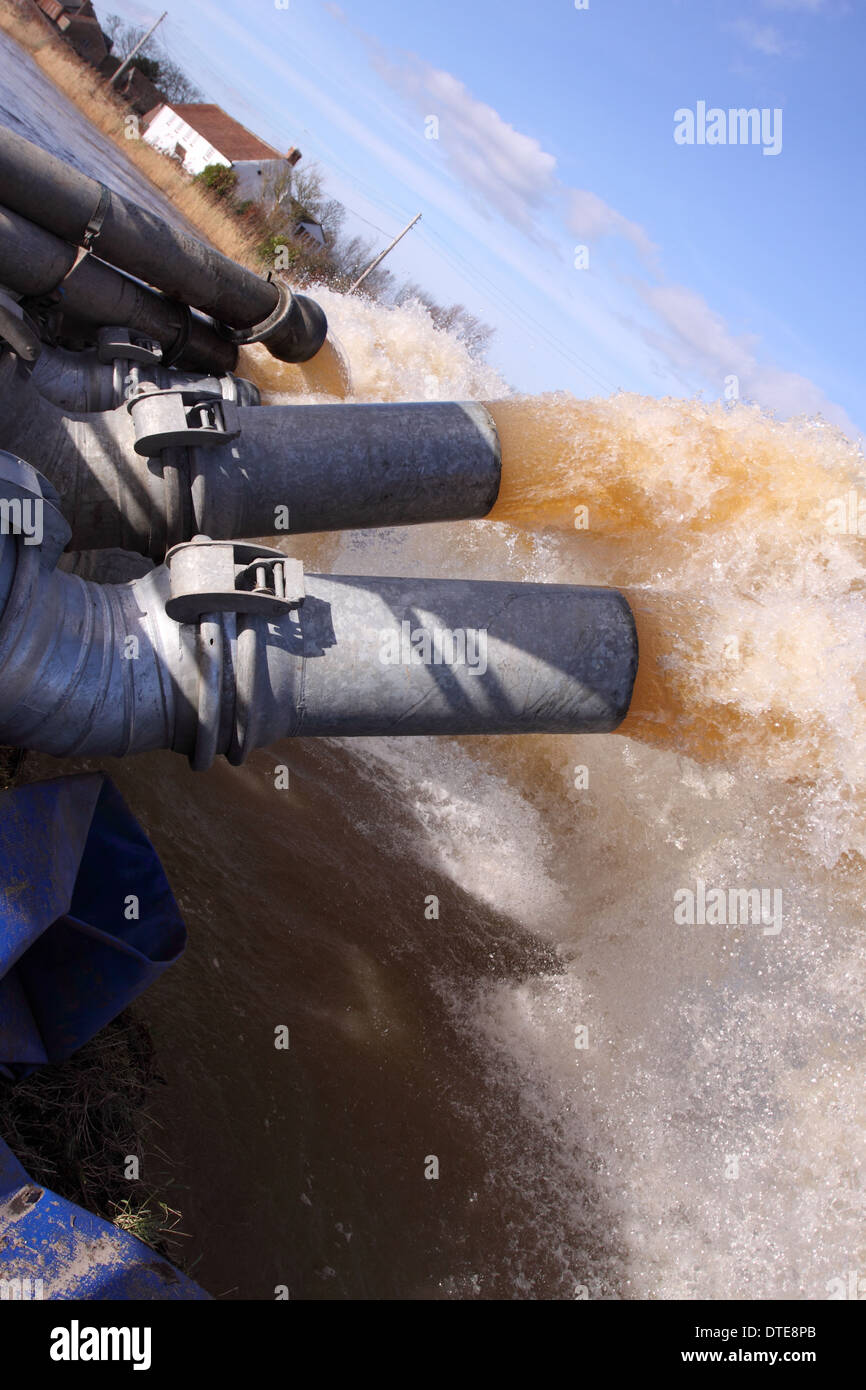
(226, 281, 328, 364)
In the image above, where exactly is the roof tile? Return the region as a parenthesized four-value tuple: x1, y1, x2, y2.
(170, 104, 283, 163)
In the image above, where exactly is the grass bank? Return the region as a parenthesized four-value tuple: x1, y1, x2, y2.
(0, 0, 265, 271)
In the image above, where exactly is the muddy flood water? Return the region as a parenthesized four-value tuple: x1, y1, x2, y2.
(3, 28, 865, 1299)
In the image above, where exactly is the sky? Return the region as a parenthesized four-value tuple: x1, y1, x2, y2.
(103, 0, 864, 436)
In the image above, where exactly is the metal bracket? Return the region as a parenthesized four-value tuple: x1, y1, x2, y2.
(127, 387, 242, 457)
(0, 289, 41, 365)
(82, 182, 112, 250)
(164, 536, 304, 624)
(97, 326, 163, 366)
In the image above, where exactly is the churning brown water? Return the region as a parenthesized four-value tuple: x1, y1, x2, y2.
(112, 295, 861, 1301)
(4, 34, 865, 1301)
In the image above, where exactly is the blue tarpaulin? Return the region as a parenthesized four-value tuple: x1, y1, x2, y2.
(0, 773, 186, 1078)
(0, 773, 208, 1298)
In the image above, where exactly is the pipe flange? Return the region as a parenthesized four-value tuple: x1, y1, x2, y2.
(227, 281, 328, 364)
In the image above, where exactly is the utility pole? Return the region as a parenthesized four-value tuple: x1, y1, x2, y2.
(109, 10, 168, 88)
(349, 213, 422, 294)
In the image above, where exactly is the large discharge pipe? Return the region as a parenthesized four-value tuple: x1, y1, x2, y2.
(0, 458, 638, 767)
(0, 355, 501, 556)
(0, 126, 326, 362)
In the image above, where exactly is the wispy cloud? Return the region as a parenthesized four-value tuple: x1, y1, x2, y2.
(638, 284, 857, 433)
(730, 18, 800, 55)
(372, 45, 657, 265)
(187, 0, 855, 430)
(567, 189, 657, 262)
(369, 51, 557, 236)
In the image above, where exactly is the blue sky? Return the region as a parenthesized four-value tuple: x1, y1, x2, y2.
(105, 0, 863, 435)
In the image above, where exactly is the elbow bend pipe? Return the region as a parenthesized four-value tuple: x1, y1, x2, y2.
(0, 460, 638, 767)
(0, 357, 503, 557)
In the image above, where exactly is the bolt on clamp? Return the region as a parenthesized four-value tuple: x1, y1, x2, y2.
(163, 536, 305, 772)
(127, 386, 242, 457)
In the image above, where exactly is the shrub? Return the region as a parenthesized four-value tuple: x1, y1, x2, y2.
(193, 163, 238, 200)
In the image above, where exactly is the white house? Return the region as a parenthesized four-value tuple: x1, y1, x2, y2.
(142, 103, 302, 207)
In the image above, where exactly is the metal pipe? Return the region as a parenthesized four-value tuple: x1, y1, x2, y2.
(0, 205, 238, 374)
(29, 343, 260, 413)
(187, 400, 501, 538)
(0, 459, 638, 764)
(0, 357, 502, 556)
(0, 127, 327, 360)
(0, 124, 274, 326)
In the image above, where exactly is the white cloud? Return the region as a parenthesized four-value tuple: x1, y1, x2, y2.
(639, 284, 857, 433)
(371, 53, 557, 236)
(189, 0, 856, 429)
(568, 189, 657, 262)
(372, 48, 656, 265)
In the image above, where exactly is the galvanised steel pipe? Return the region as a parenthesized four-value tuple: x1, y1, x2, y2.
(0, 205, 237, 375)
(0, 355, 502, 557)
(187, 399, 501, 538)
(29, 343, 260, 413)
(0, 459, 638, 764)
(0, 127, 327, 362)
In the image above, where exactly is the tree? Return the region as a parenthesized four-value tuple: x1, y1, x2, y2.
(102, 14, 203, 103)
(395, 283, 494, 358)
(267, 163, 345, 245)
(332, 234, 395, 297)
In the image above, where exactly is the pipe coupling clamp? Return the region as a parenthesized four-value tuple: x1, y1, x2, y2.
(127, 386, 242, 457)
(164, 536, 304, 623)
(164, 536, 305, 771)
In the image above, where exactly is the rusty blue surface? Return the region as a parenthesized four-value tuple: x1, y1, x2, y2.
(0, 1137, 209, 1299)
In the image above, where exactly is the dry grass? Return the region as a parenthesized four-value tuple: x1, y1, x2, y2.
(0, 1010, 189, 1258)
(0, 745, 24, 789)
(0, 0, 265, 270)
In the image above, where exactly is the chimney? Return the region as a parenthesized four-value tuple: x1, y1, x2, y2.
(286, 147, 302, 166)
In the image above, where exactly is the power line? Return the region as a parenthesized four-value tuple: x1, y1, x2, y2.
(349, 212, 422, 294)
(417, 223, 619, 395)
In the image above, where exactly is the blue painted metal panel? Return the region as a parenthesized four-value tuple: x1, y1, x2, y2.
(0, 773, 208, 1299)
(0, 1137, 209, 1299)
(0, 774, 186, 1078)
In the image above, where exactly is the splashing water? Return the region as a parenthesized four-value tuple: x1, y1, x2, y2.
(240, 298, 866, 1298)
(489, 395, 866, 849)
